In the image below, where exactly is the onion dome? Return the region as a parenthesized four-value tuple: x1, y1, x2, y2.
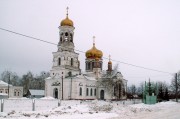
(60, 7, 74, 27)
(85, 37, 103, 59)
(108, 60, 112, 64)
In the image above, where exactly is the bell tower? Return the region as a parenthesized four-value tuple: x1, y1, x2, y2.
(58, 7, 75, 52)
(50, 7, 80, 78)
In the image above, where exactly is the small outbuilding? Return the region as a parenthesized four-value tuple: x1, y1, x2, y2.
(27, 89, 45, 98)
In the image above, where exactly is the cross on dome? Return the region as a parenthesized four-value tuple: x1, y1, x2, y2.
(66, 7, 69, 17)
(60, 7, 74, 26)
(109, 55, 111, 61)
(93, 36, 95, 46)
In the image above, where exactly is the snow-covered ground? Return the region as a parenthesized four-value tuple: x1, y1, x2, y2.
(0, 98, 180, 119)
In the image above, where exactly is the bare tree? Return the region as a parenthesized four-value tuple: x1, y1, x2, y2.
(0, 70, 20, 86)
(157, 81, 169, 101)
(127, 84, 137, 99)
(21, 71, 33, 96)
(170, 72, 180, 98)
(137, 82, 144, 98)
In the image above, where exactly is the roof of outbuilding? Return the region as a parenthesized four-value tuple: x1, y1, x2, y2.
(0, 80, 12, 86)
(29, 89, 45, 96)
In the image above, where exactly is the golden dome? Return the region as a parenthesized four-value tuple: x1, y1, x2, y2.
(85, 42, 103, 59)
(61, 16, 74, 26)
(108, 61, 112, 64)
(60, 7, 74, 27)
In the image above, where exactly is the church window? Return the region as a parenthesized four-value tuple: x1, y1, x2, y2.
(79, 87, 82, 96)
(94, 89, 96, 96)
(100, 63, 102, 70)
(86, 88, 89, 96)
(71, 58, 73, 66)
(88, 62, 90, 70)
(90, 88, 93, 96)
(70, 34, 73, 42)
(65, 32, 68, 36)
(114, 86, 116, 96)
(14, 92, 16, 96)
(118, 84, 121, 98)
(86, 62, 88, 70)
(58, 58, 61, 65)
(60, 37, 62, 42)
(92, 62, 94, 68)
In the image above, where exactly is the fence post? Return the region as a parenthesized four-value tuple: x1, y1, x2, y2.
(1, 99, 3, 112)
(32, 99, 35, 111)
(58, 99, 61, 107)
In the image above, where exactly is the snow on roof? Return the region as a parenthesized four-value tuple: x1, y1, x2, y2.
(0, 80, 12, 86)
(29, 89, 45, 96)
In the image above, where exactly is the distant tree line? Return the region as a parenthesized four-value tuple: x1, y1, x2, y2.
(127, 72, 180, 101)
(0, 70, 50, 96)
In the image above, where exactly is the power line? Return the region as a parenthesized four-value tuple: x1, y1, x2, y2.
(0, 27, 174, 75)
(0, 28, 57, 45)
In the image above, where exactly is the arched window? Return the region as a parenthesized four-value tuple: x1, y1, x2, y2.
(79, 87, 82, 96)
(88, 62, 91, 70)
(94, 88, 96, 96)
(90, 88, 93, 96)
(71, 58, 73, 66)
(58, 58, 61, 66)
(14, 91, 16, 96)
(60, 37, 62, 42)
(18, 92, 19, 96)
(86, 88, 89, 96)
(70, 34, 73, 42)
(65, 32, 68, 36)
(114, 86, 116, 96)
(119, 83, 121, 98)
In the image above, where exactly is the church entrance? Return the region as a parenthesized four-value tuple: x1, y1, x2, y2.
(54, 88, 58, 99)
(100, 90, 104, 100)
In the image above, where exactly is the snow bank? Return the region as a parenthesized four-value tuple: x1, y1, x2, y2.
(0, 100, 179, 119)
(40, 96, 55, 99)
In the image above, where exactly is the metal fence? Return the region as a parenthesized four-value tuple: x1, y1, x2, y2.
(0, 99, 142, 112)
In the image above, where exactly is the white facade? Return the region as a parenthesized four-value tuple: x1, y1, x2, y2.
(0, 80, 23, 98)
(45, 11, 127, 100)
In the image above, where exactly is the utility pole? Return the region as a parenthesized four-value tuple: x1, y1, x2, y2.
(8, 72, 10, 98)
(70, 77, 72, 100)
(62, 72, 63, 100)
(175, 73, 178, 102)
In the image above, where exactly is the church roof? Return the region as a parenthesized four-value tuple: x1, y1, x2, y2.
(29, 89, 45, 96)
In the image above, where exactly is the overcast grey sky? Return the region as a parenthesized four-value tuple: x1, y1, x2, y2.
(0, 0, 180, 85)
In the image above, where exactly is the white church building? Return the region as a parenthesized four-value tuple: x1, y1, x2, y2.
(45, 8, 127, 100)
